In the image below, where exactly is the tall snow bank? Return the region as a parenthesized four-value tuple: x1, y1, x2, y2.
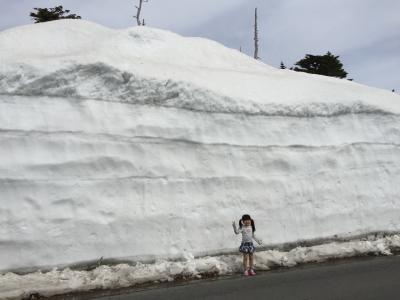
(0, 20, 400, 272)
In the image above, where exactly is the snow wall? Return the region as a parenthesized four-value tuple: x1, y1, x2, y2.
(0, 20, 400, 272)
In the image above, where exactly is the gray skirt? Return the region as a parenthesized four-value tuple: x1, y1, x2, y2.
(239, 242, 255, 254)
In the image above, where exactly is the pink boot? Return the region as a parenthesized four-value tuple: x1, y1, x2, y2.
(243, 269, 250, 276)
(249, 269, 256, 276)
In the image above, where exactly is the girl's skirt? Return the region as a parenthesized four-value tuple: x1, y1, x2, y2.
(239, 242, 255, 254)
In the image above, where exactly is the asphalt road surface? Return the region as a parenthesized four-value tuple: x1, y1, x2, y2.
(84, 255, 400, 300)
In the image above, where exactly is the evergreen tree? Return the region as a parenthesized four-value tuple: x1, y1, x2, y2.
(280, 61, 286, 69)
(30, 6, 81, 23)
(293, 51, 347, 78)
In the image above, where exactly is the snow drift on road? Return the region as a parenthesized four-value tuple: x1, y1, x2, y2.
(0, 19, 400, 297)
(1, 235, 400, 299)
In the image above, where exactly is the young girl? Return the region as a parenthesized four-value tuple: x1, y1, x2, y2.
(232, 214, 262, 276)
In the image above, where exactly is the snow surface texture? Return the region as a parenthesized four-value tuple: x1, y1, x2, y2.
(1, 20, 400, 275)
(1, 235, 400, 299)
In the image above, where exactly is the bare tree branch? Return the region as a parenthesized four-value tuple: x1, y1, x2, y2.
(134, 0, 149, 26)
(254, 7, 260, 60)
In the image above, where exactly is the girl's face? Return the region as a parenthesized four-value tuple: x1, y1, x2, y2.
(243, 219, 251, 226)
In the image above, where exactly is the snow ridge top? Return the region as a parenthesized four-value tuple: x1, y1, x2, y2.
(0, 19, 399, 113)
(0, 19, 267, 72)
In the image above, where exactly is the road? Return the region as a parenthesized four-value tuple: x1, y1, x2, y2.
(72, 255, 400, 300)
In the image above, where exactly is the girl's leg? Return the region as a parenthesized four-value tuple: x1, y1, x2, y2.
(249, 254, 256, 275)
(242, 254, 249, 270)
(249, 254, 254, 269)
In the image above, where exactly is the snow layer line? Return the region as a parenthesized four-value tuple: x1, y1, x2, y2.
(0, 63, 398, 117)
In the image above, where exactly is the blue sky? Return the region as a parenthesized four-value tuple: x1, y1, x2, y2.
(0, 0, 399, 91)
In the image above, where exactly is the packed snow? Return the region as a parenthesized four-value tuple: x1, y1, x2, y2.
(1, 235, 400, 299)
(1, 19, 400, 297)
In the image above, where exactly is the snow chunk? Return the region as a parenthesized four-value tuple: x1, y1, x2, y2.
(1, 235, 399, 299)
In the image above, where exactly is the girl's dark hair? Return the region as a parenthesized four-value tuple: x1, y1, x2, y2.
(239, 214, 255, 232)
